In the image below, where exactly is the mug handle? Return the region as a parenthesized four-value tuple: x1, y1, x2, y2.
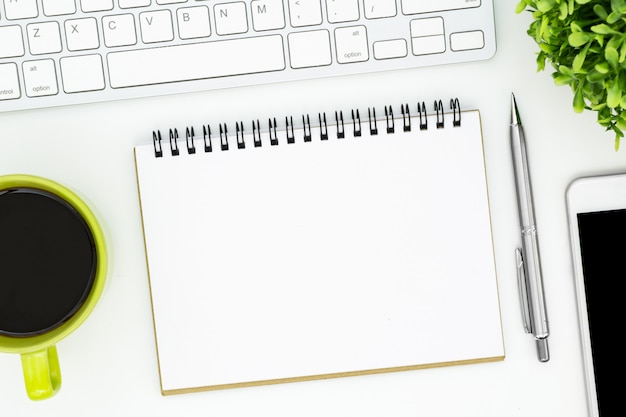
(20, 345, 62, 400)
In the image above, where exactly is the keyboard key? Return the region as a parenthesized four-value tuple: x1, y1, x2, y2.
(373, 39, 407, 60)
(450, 31, 485, 51)
(401, 0, 481, 15)
(107, 35, 285, 87)
(26, 22, 63, 55)
(326, 0, 359, 24)
(412, 36, 445, 56)
(81, 0, 114, 12)
(177, 6, 211, 39)
(42, 0, 77, 16)
(214, 2, 248, 35)
(0, 63, 21, 100)
(410, 17, 443, 38)
(251, 0, 285, 31)
(102, 14, 138, 47)
(65, 18, 101, 51)
(60, 55, 105, 92)
(288, 30, 331, 68)
(288, 0, 322, 27)
(139, 10, 174, 43)
(4, 0, 38, 20)
(335, 25, 368, 63)
(119, 0, 151, 8)
(22, 59, 58, 97)
(0, 25, 25, 59)
(363, 0, 396, 19)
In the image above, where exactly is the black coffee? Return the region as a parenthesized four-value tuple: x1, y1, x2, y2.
(0, 188, 97, 337)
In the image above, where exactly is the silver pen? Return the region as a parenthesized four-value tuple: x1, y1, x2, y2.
(510, 93, 550, 362)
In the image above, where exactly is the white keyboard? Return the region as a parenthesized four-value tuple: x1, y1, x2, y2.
(0, 0, 496, 113)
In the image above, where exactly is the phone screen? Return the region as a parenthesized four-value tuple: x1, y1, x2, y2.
(576, 208, 624, 414)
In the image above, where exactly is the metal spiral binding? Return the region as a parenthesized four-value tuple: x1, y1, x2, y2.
(235, 121, 245, 149)
(450, 98, 461, 127)
(401, 104, 411, 132)
(219, 124, 228, 151)
(202, 125, 213, 152)
(384, 106, 394, 134)
(286, 116, 295, 144)
(434, 100, 445, 129)
(151, 99, 462, 157)
(418, 102, 427, 130)
(186, 127, 196, 154)
(319, 112, 328, 140)
(303, 115, 312, 143)
(269, 117, 278, 146)
(153, 130, 163, 158)
(368, 107, 378, 135)
(352, 109, 362, 137)
(335, 111, 345, 139)
(169, 128, 180, 156)
(252, 119, 262, 148)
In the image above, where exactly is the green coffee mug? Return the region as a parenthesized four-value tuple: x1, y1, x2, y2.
(0, 174, 107, 400)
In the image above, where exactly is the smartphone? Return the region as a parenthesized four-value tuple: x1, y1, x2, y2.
(566, 173, 626, 417)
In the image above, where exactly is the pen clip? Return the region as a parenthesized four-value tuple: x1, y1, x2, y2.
(515, 248, 532, 334)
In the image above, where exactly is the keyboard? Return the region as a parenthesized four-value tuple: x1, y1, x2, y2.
(0, 0, 496, 113)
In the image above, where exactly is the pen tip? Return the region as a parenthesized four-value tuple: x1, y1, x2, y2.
(511, 93, 520, 125)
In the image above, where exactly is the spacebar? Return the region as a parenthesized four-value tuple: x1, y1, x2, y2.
(107, 35, 285, 88)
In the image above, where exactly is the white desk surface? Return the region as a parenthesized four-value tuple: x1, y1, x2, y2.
(1, 3, 622, 416)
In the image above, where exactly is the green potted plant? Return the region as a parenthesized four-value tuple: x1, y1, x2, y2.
(516, 0, 626, 149)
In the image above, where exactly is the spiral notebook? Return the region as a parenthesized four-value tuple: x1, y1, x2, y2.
(134, 99, 504, 395)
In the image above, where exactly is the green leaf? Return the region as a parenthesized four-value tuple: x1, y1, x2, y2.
(573, 44, 589, 71)
(539, 43, 556, 53)
(612, 123, 623, 151)
(592, 2, 609, 20)
(591, 23, 622, 35)
(606, 46, 620, 68)
(538, 17, 549, 42)
(590, 102, 608, 111)
(616, 116, 626, 130)
(559, 65, 575, 76)
(587, 69, 607, 82)
(593, 4, 609, 20)
(569, 31, 591, 47)
(536, 52, 547, 71)
(595, 61, 610, 73)
(559, 1, 568, 18)
(606, 78, 622, 108)
(607, 11, 623, 24)
(554, 74, 573, 85)
(573, 83, 586, 112)
(595, 34, 606, 47)
(537, 0, 557, 13)
(611, 0, 626, 14)
(613, 0, 626, 14)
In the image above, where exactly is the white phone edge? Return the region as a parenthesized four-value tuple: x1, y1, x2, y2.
(566, 173, 626, 417)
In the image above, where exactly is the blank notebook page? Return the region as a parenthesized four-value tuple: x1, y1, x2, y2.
(134, 107, 504, 395)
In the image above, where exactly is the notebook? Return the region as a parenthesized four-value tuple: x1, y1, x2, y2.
(134, 99, 504, 395)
